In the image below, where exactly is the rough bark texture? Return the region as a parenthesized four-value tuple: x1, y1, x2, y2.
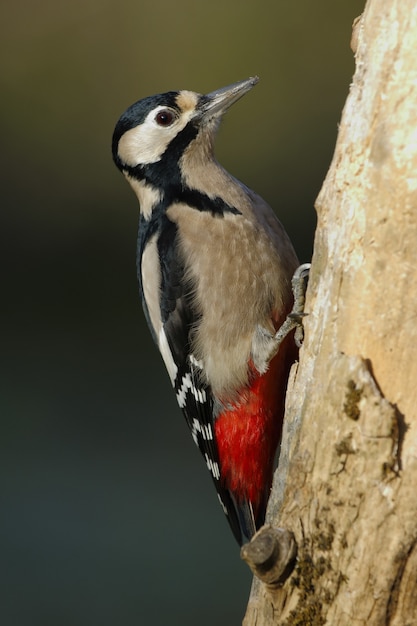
(243, 1, 417, 624)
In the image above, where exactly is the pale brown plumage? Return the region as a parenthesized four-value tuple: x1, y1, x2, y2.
(167, 194, 298, 399)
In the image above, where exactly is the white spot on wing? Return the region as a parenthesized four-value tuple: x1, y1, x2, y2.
(217, 493, 228, 515)
(141, 236, 178, 385)
(203, 423, 212, 440)
(190, 418, 213, 445)
(205, 454, 220, 480)
(176, 372, 207, 408)
(158, 327, 178, 384)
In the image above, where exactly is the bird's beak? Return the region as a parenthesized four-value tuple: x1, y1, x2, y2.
(199, 77, 259, 121)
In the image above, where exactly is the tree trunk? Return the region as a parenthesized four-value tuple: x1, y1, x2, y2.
(243, 1, 417, 623)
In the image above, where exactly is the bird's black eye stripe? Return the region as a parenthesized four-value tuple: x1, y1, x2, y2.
(155, 108, 177, 127)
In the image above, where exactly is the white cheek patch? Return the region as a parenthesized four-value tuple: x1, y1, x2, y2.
(118, 106, 196, 167)
(118, 123, 174, 166)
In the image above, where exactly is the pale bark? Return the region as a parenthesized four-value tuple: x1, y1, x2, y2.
(243, 1, 417, 624)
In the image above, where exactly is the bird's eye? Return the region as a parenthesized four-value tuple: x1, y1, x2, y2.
(155, 109, 176, 127)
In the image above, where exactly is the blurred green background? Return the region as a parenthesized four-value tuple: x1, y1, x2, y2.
(1, 1, 362, 624)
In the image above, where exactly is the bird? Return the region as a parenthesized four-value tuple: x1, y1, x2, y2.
(112, 77, 300, 545)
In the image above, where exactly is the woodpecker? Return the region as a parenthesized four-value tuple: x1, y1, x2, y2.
(112, 77, 300, 545)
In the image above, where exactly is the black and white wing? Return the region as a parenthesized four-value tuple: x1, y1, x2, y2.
(137, 213, 243, 544)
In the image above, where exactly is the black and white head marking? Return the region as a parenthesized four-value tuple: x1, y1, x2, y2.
(112, 91, 199, 172)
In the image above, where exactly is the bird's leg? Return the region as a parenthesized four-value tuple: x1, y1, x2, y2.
(274, 263, 311, 348)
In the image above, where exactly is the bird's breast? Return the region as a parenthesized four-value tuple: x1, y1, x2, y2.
(166, 201, 295, 398)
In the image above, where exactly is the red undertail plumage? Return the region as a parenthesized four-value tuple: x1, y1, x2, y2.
(215, 326, 296, 527)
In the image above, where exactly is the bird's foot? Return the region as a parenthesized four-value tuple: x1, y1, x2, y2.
(274, 263, 311, 348)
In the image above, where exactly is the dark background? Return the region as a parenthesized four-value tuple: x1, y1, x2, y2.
(1, 2, 363, 624)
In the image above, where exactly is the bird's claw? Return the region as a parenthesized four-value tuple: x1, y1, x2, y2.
(274, 263, 311, 348)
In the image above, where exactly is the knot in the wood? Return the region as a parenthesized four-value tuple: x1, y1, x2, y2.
(240, 525, 297, 589)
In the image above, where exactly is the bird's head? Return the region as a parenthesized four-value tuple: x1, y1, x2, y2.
(112, 77, 259, 183)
